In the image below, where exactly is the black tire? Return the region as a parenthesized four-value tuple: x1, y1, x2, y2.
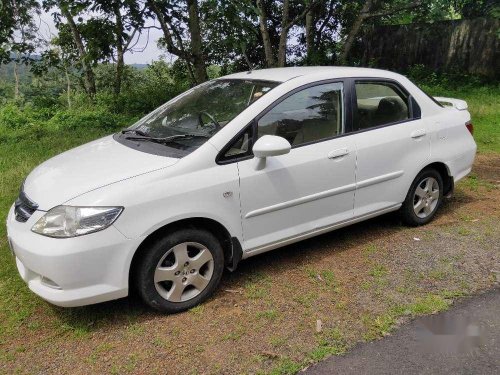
(400, 168, 443, 226)
(135, 228, 224, 313)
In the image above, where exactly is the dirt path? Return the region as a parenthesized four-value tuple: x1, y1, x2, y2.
(1, 156, 499, 374)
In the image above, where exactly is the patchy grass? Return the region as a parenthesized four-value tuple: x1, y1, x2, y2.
(267, 358, 303, 375)
(460, 174, 497, 191)
(189, 305, 205, 315)
(363, 313, 397, 341)
(256, 309, 280, 321)
(369, 264, 388, 278)
(309, 328, 348, 360)
(408, 294, 450, 315)
(0, 90, 498, 373)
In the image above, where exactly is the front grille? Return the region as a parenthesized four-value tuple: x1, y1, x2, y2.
(14, 189, 38, 223)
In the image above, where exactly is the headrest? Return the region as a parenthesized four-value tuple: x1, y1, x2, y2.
(377, 97, 405, 114)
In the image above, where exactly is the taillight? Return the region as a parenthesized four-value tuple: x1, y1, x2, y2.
(465, 121, 473, 136)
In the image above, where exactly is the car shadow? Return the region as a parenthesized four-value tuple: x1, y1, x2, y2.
(49, 192, 471, 331)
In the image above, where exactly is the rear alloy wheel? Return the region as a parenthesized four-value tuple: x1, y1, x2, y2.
(135, 229, 224, 313)
(413, 177, 440, 219)
(401, 169, 443, 226)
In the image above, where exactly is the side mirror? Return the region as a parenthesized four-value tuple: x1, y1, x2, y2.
(252, 135, 291, 170)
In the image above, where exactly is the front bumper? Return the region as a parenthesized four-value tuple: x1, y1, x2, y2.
(6, 205, 142, 307)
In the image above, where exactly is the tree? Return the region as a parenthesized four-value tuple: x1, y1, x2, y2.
(301, 0, 341, 65)
(147, 0, 208, 84)
(43, 0, 118, 97)
(58, 1, 97, 96)
(0, 0, 40, 99)
(91, 0, 145, 95)
(200, 0, 261, 71)
(339, 0, 423, 64)
(256, 0, 320, 67)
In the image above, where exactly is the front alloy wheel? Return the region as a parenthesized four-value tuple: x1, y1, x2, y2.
(154, 242, 214, 302)
(135, 229, 224, 313)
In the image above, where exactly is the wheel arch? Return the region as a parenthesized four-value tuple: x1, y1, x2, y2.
(128, 217, 242, 291)
(418, 161, 454, 197)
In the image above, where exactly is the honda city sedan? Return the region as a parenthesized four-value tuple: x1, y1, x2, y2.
(6, 67, 476, 313)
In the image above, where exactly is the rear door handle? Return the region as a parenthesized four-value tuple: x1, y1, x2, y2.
(328, 148, 349, 159)
(411, 129, 427, 139)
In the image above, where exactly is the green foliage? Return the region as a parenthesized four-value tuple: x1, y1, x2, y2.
(407, 64, 487, 89)
(47, 108, 129, 131)
(0, 100, 134, 147)
(0, 103, 32, 129)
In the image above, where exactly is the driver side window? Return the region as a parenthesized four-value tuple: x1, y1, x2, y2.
(257, 82, 344, 147)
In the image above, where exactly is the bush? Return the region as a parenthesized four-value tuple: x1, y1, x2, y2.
(406, 64, 490, 89)
(47, 108, 133, 132)
(0, 100, 135, 146)
(0, 103, 32, 129)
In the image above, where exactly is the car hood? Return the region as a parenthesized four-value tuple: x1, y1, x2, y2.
(23, 135, 179, 210)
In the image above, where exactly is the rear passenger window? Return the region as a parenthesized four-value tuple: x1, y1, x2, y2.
(257, 82, 343, 147)
(355, 82, 409, 130)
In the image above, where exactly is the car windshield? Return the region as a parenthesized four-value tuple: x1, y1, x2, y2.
(123, 79, 278, 153)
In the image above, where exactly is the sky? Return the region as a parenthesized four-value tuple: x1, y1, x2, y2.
(37, 10, 165, 65)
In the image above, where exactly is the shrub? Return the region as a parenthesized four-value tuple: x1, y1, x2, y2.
(0, 103, 31, 129)
(47, 108, 133, 132)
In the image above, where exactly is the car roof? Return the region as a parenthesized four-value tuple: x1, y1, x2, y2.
(221, 66, 403, 83)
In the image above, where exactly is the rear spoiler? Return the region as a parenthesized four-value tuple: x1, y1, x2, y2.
(434, 97, 468, 110)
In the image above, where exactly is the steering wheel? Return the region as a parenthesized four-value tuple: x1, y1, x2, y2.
(198, 111, 221, 131)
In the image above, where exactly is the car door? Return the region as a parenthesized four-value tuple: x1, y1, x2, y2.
(226, 81, 356, 252)
(351, 79, 431, 217)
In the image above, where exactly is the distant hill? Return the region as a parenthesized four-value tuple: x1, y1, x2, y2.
(130, 63, 148, 70)
(0, 58, 150, 84)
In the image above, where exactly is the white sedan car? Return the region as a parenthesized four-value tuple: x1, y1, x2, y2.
(6, 67, 476, 313)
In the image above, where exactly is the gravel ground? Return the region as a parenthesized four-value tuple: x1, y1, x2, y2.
(0, 155, 499, 374)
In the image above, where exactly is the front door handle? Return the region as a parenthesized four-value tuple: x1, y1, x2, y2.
(411, 129, 427, 139)
(328, 148, 349, 159)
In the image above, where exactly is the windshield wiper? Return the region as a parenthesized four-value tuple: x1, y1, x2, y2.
(123, 133, 210, 145)
(121, 128, 150, 137)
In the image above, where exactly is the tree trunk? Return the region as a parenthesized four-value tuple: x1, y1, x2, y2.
(65, 66, 71, 108)
(187, 0, 207, 83)
(305, 8, 315, 60)
(257, 0, 276, 68)
(60, 5, 96, 96)
(277, 0, 290, 67)
(339, 0, 374, 64)
(13, 60, 20, 99)
(113, 2, 124, 95)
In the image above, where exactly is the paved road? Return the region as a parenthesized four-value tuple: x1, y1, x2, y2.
(305, 289, 500, 375)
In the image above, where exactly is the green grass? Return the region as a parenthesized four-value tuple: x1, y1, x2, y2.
(362, 294, 450, 341)
(256, 309, 280, 321)
(369, 264, 388, 278)
(460, 174, 497, 191)
(309, 328, 348, 360)
(0, 83, 497, 372)
(268, 358, 302, 375)
(0, 122, 131, 341)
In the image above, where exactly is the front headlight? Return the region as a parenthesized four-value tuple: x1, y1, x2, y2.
(31, 206, 123, 238)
